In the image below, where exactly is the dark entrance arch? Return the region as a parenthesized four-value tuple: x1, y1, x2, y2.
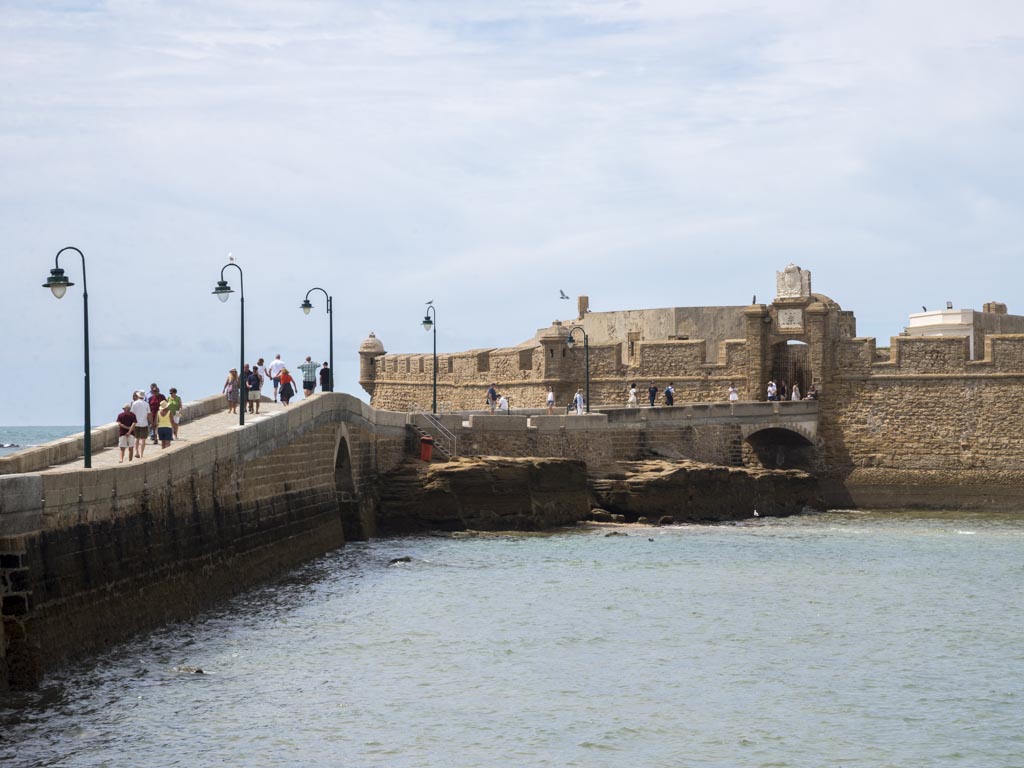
(771, 340, 809, 399)
(334, 433, 365, 541)
(744, 427, 817, 471)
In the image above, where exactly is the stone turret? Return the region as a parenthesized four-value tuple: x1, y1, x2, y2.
(358, 332, 386, 396)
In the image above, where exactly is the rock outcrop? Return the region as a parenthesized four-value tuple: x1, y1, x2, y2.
(589, 460, 823, 522)
(376, 456, 590, 534)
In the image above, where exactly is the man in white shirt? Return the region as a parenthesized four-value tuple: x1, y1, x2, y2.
(130, 391, 151, 459)
(267, 354, 286, 401)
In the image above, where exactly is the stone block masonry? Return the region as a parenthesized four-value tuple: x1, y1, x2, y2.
(0, 393, 407, 690)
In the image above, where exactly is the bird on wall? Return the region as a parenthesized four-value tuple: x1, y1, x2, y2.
(559, 289, 570, 299)
(228, 252, 235, 262)
(752, 294, 757, 304)
(922, 306, 927, 312)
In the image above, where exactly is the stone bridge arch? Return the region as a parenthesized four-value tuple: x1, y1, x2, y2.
(333, 424, 374, 541)
(741, 425, 819, 471)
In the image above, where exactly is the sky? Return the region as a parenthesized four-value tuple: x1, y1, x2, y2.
(2, 0, 1024, 425)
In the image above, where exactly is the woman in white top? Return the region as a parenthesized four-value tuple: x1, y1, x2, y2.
(791, 383, 801, 401)
(728, 385, 739, 402)
(546, 387, 555, 415)
(627, 383, 638, 407)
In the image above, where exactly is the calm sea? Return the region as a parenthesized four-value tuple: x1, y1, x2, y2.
(0, 426, 80, 457)
(1, 512, 1022, 768)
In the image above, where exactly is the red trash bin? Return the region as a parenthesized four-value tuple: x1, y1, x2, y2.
(419, 435, 434, 461)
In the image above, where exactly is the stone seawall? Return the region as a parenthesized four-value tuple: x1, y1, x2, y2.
(0, 394, 407, 691)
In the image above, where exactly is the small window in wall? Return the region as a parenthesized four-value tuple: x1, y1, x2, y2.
(628, 332, 640, 359)
(419, 358, 425, 373)
(447, 357, 454, 374)
(477, 352, 490, 372)
(562, 348, 566, 358)
(549, 348, 554, 358)
(405, 358, 411, 373)
(519, 349, 533, 370)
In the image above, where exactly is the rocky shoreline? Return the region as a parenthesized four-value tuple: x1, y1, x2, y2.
(375, 456, 824, 535)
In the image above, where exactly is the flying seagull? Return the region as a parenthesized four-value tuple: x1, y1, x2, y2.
(559, 289, 570, 299)
(425, 300, 433, 305)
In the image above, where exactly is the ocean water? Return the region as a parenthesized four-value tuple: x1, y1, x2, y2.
(0, 426, 80, 457)
(1, 511, 1021, 767)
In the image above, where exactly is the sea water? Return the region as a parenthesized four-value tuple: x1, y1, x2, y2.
(0, 511, 1021, 767)
(0, 426, 80, 458)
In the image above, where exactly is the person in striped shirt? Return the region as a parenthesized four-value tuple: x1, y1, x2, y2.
(298, 356, 320, 397)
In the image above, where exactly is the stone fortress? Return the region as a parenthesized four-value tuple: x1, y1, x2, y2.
(360, 264, 1024, 509)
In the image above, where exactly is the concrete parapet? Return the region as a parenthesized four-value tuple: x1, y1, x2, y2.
(467, 415, 531, 431)
(0, 475, 43, 536)
(562, 414, 609, 430)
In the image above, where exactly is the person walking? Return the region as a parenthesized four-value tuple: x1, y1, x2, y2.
(268, 354, 286, 401)
(299, 356, 319, 397)
(664, 382, 675, 406)
(223, 369, 240, 414)
(791, 383, 801, 401)
(627, 383, 638, 407)
(156, 399, 173, 449)
(648, 381, 658, 407)
(573, 388, 586, 415)
(546, 387, 555, 415)
(486, 383, 498, 413)
(253, 358, 269, 408)
(319, 362, 332, 393)
(728, 384, 739, 403)
(766, 380, 777, 401)
(246, 366, 262, 414)
(147, 384, 163, 443)
(116, 403, 137, 463)
(166, 388, 183, 439)
(279, 368, 296, 405)
(130, 391, 151, 459)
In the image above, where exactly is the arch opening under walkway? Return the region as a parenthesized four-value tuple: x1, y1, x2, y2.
(743, 427, 818, 472)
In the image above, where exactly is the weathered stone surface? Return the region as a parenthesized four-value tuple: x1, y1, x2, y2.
(376, 456, 590, 533)
(590, 460, 823, 522)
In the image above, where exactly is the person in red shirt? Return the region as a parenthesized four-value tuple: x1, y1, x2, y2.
(278, 369, 296, 405)
(147, 383, 163, 444)
(116, 403, 138, 463)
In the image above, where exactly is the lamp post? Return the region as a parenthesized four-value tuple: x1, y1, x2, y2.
(41, 246, 92, 467)
(566, 326, 590, 413)
(212, 263, 245, 426)
(300, 287, 333, 392)
(421, 304, 437, 414)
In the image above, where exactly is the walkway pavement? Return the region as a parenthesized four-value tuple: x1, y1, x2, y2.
(40, 398, 298, 473)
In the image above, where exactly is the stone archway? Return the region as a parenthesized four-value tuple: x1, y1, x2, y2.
(334, 427, 368, 541)
(743, 427, 818, 471)
(770, 340, 810, 399)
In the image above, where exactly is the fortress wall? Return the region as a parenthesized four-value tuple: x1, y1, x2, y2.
(455, 417, 741, 467)
(821, 371, 1024, 509)
(0, 394, 407, 690)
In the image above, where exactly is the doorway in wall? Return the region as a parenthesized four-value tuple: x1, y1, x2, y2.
(770, 340, 809, 398)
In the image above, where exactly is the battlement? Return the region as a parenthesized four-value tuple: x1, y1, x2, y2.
(838, 333, 1024, 376)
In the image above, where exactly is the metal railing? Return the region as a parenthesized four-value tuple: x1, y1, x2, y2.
(415, 412, 458, 459)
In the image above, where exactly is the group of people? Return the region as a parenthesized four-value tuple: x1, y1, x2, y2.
(623, 381, 676, 408)
(223, 354, 332, 413)
(766, 379, 817, 401)
(485, 383, 510, 413)
(114, 383, 182, 462)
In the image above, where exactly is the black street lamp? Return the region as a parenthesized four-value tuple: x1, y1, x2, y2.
(566, 326, 590, 413)
(421, 304, 437, 414)
(41, 246, 92, 467)
(212, 263, 245, 426)
(300, 287, 333, 392)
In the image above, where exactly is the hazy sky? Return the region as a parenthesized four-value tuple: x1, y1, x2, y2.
(3, 1, 1024, 425)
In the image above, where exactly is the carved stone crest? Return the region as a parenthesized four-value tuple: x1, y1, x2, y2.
(775, 263, 812, 300)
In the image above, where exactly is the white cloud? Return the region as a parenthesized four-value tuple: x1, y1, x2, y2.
(2, 1, 1024, 424)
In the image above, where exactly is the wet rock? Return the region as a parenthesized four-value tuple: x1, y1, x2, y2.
(589, 509, 614, 522)
(657, 516, 675, 526)
(173, 666, 204, 674)
(389, 556, 412, 564)
(604, 531, 628, 537)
